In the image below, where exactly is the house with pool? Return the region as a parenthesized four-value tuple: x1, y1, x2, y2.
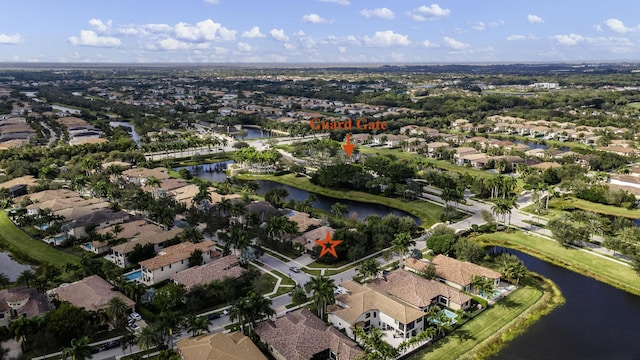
(108, 224, 183, 268)
(138, 240, 221, 286)
(327, 269, 472, 345)
(405, 255, 502, 293)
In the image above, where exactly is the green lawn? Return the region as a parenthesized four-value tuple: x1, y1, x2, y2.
(550, 197, 640, 219)
(0, 211, 80, 268)
(234, 173, 443, 226)
(409, 286, 543, 360)
(476, 231, 640, 296)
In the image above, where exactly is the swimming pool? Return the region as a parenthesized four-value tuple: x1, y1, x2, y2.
(430, 308, 458, 325)
(124, 269, 142, 281)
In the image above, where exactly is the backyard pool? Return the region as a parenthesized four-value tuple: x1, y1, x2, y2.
(430, 308, 458, 325)
(124, 269, 142, 282)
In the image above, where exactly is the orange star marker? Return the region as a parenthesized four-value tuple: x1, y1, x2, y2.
(315, 231, 342, 258)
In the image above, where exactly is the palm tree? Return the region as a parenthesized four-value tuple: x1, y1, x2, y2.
(228, 225, 251, 255)
(357, 327, 398, 359)
(17, 269, 36, 287)
(217, 197, 232, 216)
(330, 202, 348, 218)
(356, 258, 380, 282)
(304, 275, 336, 320)
(471, 275, 494, 297)
(106, 296, 128, 329)
(391, 232, 416, 268)
(62, 336, 92, 360)
(186, 315, 210, 336)
(137, 325, 159, 359)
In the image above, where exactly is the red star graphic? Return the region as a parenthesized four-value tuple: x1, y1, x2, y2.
(315, 231, 342, 258)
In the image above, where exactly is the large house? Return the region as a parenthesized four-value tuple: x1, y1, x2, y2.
(48, 275, 135, 312)
(255, 308, 364, 360)
(170, 255, 244, 292)
(328, 269, 472, 341)
(0, 286, 51, 328)
(139, 240, 221, 285)
(108, 224, 183, 268)
(176, 331, 266, 360)
(405, 255, 501, 292)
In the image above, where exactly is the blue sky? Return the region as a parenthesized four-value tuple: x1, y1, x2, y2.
(2, 0, 640, 63)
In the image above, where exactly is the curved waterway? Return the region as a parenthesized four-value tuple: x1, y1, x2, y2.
(488, 247, 640, 360)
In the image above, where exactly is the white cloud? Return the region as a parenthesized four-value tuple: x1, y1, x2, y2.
(159, 38, 193, 50)
(88, 19, 112, 33)
(302, 13, 330, 24)
(204, 0, 219, 4)
(318, 0, 349, 5)
(605, 19, 633, 34)
(363, 30, 410, 47)
(174, 19, 236, 42)
(0, 33, 23, 44)
(507, 35, 526, 41)
(270, 28, 289, 41)
(527, 14, 544, 24)
(242, 26, 266, 38)
(338, 46, 347, 53)
(408, 4, 451, 21)
(473, 21, 486, 31)
(551, 33, 584, 45)
(594, 24, 603, 32)
(69, 30, 121, 47)
(422, 40, 439, 48)
(236, 42, 252, 52)
(360, 8, 395, 19)
(284, 43, 297, 51)
(443, 36, 469, 50)
(294, 30, 306, 37)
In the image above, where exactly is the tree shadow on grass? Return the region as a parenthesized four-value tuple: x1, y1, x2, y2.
(496, 296, 520, 309)
(451, 328, 476, 342)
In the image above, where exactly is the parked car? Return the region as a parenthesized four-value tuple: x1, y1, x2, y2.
(289, 266, 300, 273)
(130, 323, 141, 332)
(208, 313, 220, 320)
(99, 340, 120, 351)
(129, 312, 142, 321)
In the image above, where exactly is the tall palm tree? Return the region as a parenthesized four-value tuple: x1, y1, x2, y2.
(62, 336, 92, 360)
(217, 197, 232, 216)
(330, 202, 348, 218)
(17, 269, 36, 287)
(304, 275, 336, 320)
(229, 225, 251, 255)
(391, 232, 416, 268)
(137, 325, 159, 359)
(186, 315, 210, 336)
(106, 296, 128, 329)
(356, 258, 380, 282)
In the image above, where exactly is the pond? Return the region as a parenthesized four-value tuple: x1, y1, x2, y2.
(109, 121, 141, 146)
(174, 160, 234, 183)
(488, 247, 640, 360)
(255, 180, 421, 225)
(235, 127, 273, 139)
(513, 140, 570, 152)
(0, 252, 33, 282)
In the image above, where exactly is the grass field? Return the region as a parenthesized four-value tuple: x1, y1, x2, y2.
(0, 211, 80, 268)
(476, 231, 640, 296)
(234, 173, 444, 226)
(409, 286, 543, 360)
(550, 196, 640, 219)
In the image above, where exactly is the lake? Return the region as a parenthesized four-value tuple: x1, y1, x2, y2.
(489, 247, 640, 360)
(255, 180, 421, 225)
(0, 252, 33, 282)
(174, 160, 234, 183)
(514, 140, 570, 152)
(235, 127, 273, 139)
(109, 121, 141, 146)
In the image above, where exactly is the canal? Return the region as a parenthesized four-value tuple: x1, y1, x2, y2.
(0, 252, 33, 282)
(489, 247, 640, 360)
(174, 160, 234, 183)
(109, 121, 141, 146)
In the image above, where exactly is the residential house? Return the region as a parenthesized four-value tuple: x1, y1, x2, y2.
(0, 286, 51, 328)
(293, 225, 335, 253)
(0, 175, 38, 197)
(122, 167, 171, 186)
(425, 142, 450, 158)
(170, 255, 244, 292)
(453, 147, 479, 164)
(109, 226, 183, 268)
(48, 275, 135, 312)
(285, 210, 322, 233)
(176, 331, 267, 360)
(458, 153, 492, 168)
(256, 308, 364, 360)
(405, 256, 501, 292)
(139, 240, 221, 285)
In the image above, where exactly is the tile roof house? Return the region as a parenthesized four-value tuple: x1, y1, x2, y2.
(255, 308, 364, 360)
(48, 275, 135, 312)
(0, 286, 51, 328)
(285, 210, 322, 233)
(170, 255, 244, 292)
(176, 331, 267, 360)
(107, 222, 183, 268)
(139, 240, 221, 285)
(405, 256, 501, 292)
(293, 225, 335, 252)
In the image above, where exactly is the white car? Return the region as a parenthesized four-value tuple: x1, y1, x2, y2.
(130, 323, 141, 332)
(129, 312, 142, 321)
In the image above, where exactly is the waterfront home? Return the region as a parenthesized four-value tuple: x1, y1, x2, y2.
(176, 331, 266, 360)
(0, 286, 51, 328)
(139, 240, 220, 285)
(170, 255, 244, 292)
(108, 225, 183, 268)
(256, 308, 364, 360)
(293, 225, 335, 253)
(405, 255, 501, 292)
(48, 275, 134, 312)
(122, 167, 170, 186)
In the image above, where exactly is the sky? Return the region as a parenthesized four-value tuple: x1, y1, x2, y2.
(2, 0, 640, 64)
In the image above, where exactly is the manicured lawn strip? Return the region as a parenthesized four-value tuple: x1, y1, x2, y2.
(234, 173, 442, 226)
(551, 197, 640, 219)
(409, 286, 543, 360)
(0, 211, 80, 267)
(475, 231, 640, 296)
(271, 270, 296, 286)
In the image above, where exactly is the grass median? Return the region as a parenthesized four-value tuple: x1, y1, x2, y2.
(234, 173, 443, 226)
(550, 197, 640, 219)
(0, 211, 80, 268)
(475, 231, 640, 296)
